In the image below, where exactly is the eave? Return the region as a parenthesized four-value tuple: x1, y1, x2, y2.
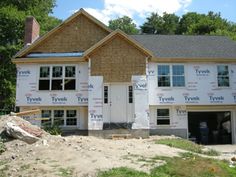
(12, 57, 86, 64)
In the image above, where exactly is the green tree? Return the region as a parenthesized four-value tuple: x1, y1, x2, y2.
(0, 0, 61, 110)
(109, 16, 139, 34)
(140, 13, 163, 34)
(178, 12, 202, 34)
(141, 12, 179, 34)
(186, 12, 229, 35)
(141, 11, 236, 40)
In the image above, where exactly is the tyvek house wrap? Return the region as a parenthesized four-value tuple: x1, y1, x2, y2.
(132, 75, 150, 129)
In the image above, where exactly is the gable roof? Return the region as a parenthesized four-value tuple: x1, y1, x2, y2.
(130, 35, 236, 59)
(14, 8, 112, 58)
(84, 29, 154, 58)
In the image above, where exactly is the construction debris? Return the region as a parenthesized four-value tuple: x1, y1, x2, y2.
(0, 115, 47, 144)
(5, 122, 40, 144)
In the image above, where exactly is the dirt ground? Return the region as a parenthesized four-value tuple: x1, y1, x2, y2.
(1, 134, 186, 177)
(0, 115, 235, 177)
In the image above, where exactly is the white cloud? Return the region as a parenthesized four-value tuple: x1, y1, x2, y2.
(72, 0, 192, 25)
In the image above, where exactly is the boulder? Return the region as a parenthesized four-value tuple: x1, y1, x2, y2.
(5, 122, 40, 144)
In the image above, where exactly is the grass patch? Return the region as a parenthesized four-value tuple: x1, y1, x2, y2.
(0, 160, 9, 177)
(98, 153, 236, 177)
(0, 138, 6, 155)
(57, 167, 74, 177)
(98, 167, 147, 177)
(20, 164, 31, 170)
(156, 138, 219, 156)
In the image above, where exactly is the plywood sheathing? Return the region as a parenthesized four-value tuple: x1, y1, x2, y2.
(31, 14, 109, 53)
(90, 35, 148, 82)
(14, 8, 111, 58)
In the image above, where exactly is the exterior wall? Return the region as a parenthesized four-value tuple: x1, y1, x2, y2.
(150, 105, 188, 130)
(150, 105, 236, 142)
(148, 62, 236, 105)
(30, 14, 109, 53)
(16, 63, 88, 106)
(90, 35, 147, 82)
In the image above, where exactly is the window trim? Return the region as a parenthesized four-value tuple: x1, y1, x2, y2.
(216, 65, 230, 88)
(156, 108, 171, 126)
(38, 65, 77, 91)
(157, 64, 186, 88)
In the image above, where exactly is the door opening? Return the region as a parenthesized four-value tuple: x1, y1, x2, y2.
(188, 111, 232, 145)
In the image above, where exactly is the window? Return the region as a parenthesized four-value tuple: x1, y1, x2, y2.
(157, 65, 185, 87)
(158, 65, 170, 87)
(172, 65, 185, 87)
(104, 86, 108, 104)
(41, 109, 78, 127)
(38, 66, 76, 91)
(157, 109, 170, 125)
(39, 67, 50, 90)
(128, 86, 133, 103)
(54, 110, 64, 126)
(41, 110, 51, 126)
(217, 65, 229, 87)
(66, 110, 77, 126)
(52, 66, 63, 90)
(65, 66, 76, 90)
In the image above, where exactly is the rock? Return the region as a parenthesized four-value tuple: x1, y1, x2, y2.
(12, 168, 18, 172)
(5, 122, 40, 144)
(74, 146, 80, 151)
(89, 147, 96, 151)
(42, 139, 48, 146)
(231, 156, 236, 161)
(10, 112, 17, 116)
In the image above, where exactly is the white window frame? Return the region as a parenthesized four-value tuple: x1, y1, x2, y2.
(41, 109, 78, 127)
(38, 65, 77, 91)
(156, 108, 171, 126)
(157, 64, 186, 88)
(216, 64, 230, 88)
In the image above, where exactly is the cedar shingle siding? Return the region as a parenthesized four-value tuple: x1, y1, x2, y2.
(90, 35, 147, 82)
(31, 14, 109, 53)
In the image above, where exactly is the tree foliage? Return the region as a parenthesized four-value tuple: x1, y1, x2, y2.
(0, 0, 62, 110)
(141, 12, 179, 34)
(109, 16, 139, 34)
(141, 11, 236, 40)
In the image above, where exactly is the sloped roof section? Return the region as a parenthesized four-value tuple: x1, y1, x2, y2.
(130, 35, 236, 59)
(14, 8, 112, 58)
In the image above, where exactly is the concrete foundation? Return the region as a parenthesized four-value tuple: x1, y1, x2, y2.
(150, 129, 188, 139)
(88, 129, 149, 139)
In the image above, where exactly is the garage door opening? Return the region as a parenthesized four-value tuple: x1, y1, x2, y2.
(188, 111, 231, 145)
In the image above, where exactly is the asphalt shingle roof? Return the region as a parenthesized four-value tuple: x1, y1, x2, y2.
(130, 35, 236, 59)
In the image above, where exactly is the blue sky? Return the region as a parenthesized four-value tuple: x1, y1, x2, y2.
(53, 0, 236, 26)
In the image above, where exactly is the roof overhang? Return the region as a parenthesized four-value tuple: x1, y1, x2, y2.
(12, 57, 86, 64)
